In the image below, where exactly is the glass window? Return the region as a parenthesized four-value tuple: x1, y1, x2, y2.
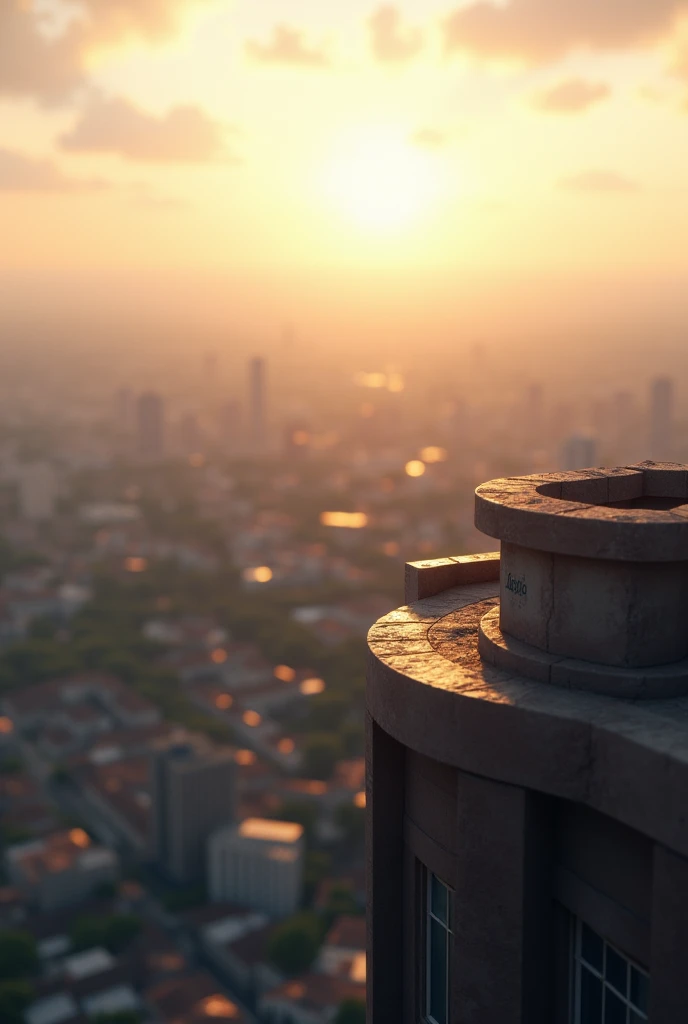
(571, 918, 649, 1023)
(425, 871, 453, 1024)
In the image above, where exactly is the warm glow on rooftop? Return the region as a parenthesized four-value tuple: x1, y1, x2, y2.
(354, 791, 366, 809)
(277, 738, 296, 754)
(405, 460, 426, 478)
(382, 541, 400, 557)
(211, 648, 228, 664)
(239, 817, 304, 843)
(200, 994, 239, 1018)
(242, 566, 273, 583)
(292, 430, 310, 446)
(350, 951, 367, 983)
(300, 677, 326, 695)
(235, 749, 256, 766)
(274, 664, 296, 682)
(215, 694, 233, 710)
(320, 511, 368, 529)
(69, 828, 91, 849)
(0, 717, 14, 734)
(420, 446, 448, 463)
(243, 710, 262, 727)
(188, 453, 206, 468)
(124, 556, 148, 573)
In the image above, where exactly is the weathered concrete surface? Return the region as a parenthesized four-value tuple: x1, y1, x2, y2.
(475, 462, 688, 561)
(405, 551, 500, 603)
(367, 582, 688, 861)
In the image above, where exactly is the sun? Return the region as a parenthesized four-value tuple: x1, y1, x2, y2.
(324, 130, 440, 233)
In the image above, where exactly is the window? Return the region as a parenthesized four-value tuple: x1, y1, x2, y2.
(425, 871, 453, 1024)
(571, 918, 649, 1023)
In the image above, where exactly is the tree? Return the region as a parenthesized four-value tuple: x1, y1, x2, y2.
(302, 732, 343, 781)
(70, 914, 141, 954)
(268, 912, 323, 975)
(0, 980, 33, 1024)
(269, 800, 318, 844)
(0, 931, 38, 980)
(333, 998, 366, 1024)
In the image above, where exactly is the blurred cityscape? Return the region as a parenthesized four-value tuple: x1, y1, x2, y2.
(0, 345, 683, 1024)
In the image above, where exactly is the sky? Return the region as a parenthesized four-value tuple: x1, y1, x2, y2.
(3, 0, 688, 353)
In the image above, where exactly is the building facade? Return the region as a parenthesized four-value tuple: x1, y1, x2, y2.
(366, 461, 688, 1024)
(150, 736, 235, 883)
(208, 818, 304, 917)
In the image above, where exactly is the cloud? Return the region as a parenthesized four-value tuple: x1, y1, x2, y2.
(443, 0, 687, 64)
(369, 6, 423, 64)
(532, 78, 611, 113)
(0, 147, 104, 191)
(246, 25, 329, 67)
(59, 96, 231, 162)
(558, 169, 641, 192)
(411, 128, 447, 147)
(0, 0, 210, 100)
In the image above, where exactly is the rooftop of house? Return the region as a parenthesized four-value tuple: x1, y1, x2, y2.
(7, 828, 116, 883)
(323, 915, 366, 953)
(146, 970, 244, 1024)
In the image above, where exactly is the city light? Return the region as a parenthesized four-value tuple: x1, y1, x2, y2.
(320, 511, 369, 529)
(188, 453, 205, 467)
(300, 677, 326, 695)
(235, 750, 256, 766)
(200, 994, 240, 1018)
(215, 694, 233, 710)
(355, 371, 387, 389)
(291, 430, 309, 446)
(420, 446, 448, 463)
(242, 566, 273, 583)
(405, 460, 426, 478)
(382, 540, 400, 557)
(274, 664, 296, 682)
(277, 738, 296, 754)
(0, 716, 13, 734)
(210, 648, 227, 664)
(354, 791, 366, 808)
(242, 710, 262, 727)
(124, 556, 148, 572)
(69, 828, 90, 848)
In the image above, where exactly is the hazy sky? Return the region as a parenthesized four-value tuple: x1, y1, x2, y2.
(3, 0, 688, 347)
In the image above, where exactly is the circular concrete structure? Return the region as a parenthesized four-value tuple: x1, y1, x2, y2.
(475, 462, 688, 695)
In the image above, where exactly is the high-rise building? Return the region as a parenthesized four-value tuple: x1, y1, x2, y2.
(367, 461, 688, 1022)
(559, 434, 597, 471)
(150, 736, 235, 884)
(136, 391, 165, 460)
(18, 462, 58, 521)
(649, 376, 674, 461)
(208, 818, 304, 916)
(248, 357, 266, 450)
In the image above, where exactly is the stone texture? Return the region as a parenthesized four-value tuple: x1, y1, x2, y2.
(404, 551, 500, 603)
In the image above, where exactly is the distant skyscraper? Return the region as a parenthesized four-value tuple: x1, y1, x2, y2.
(18, 462, 58, 522)
(179, 412, 201, 456)
(150, 736, 236, 884)
(649, 376, 674, 461)
(208, 818, 304, 917)
(560, 434, 597, 471)
(136, 391, 165, 459)
(114, 387, 133, 432)
(248, 357, 266, 449)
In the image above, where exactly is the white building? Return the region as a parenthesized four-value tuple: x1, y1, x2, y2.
(18, 462, 58, 521)
(208, 818, 304, 917)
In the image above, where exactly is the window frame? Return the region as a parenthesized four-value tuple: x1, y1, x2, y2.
(422, 867, 454, 1024)
(570, 916, 649, 1023)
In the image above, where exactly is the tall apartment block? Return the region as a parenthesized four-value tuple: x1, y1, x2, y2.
(150, 736, 236, 884)
(248, 356, 266, 450)
(367, 461, 688, 1024)
(136, 390, 165, 460)
(649, 377, 674, 462)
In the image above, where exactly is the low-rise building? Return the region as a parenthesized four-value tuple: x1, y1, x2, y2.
(208, 818, 304, 917)
(145, 970, 246, 1024)
(5, 828, 118, 910)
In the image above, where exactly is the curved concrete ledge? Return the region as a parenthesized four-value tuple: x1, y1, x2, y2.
(474, 462, 688, 561)
(367, 581, 688, 860)
(478, 604, 688, 699)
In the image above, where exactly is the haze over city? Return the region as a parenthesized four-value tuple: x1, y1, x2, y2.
(2, 3, 688, 1024)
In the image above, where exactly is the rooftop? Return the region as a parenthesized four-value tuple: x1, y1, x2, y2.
(238, 817, 304, 844)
